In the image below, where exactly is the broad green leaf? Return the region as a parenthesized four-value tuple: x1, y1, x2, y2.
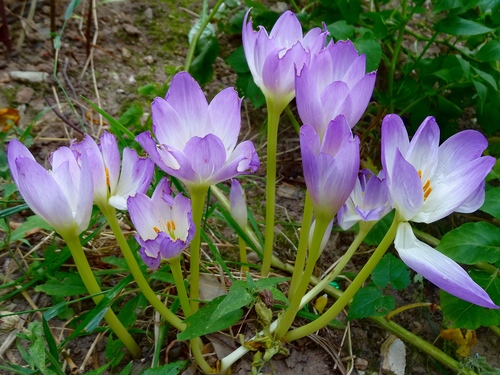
(353, 37, 382, 72)
(326, 20, 355, 40)
(64, 0, 82, 20)
(210, 287, 254, 322)
(472, 66, 498, 91)
(254, 277, 289, 290)
(189, 37, 220, 86)
(481, 187, 500, 219)
(140, 361, 188, 375)
(371, 254, 411, 290)
(473, 79, 487, 112)
(441, 270, 500, 329)
(436, 222, 500, 265)
(35, 276, 87, 297)
(436, 16, 493, 36)
(364, 210, 395, 246)
(236, 73, 265, 108)
(84, 363, 111, 375)
(476, 40, 500, 62)
(10, 216, 54, 243)
(178, 295, 243, 341)
(118, 103, 143, 127)
(226, 46, 250, 74)
(106, 335, 125, 368)
(348, 287, 395, 320)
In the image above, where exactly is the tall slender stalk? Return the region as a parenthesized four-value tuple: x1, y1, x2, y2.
(63, 232, 141, 358)
(187, 185, 209, 312)
(284, 214, 401, 342)
(261, 98, 284, 276)
(99, 204, 185, 331)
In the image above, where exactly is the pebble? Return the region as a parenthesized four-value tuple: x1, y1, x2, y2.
(355, 357, 368, 370)
(144, 8, 153, 21)
(15, 86, 35, 104)
(123, 24, 141, 36)
(9, 71, 48, 83)
(381, 335, 406, 375)
(122, 47, 131, 58)
(0, 71, 10, 83)
(143, 55, 154, 64)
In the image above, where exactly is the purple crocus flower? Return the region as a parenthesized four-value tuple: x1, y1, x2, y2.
(242, 9, 327, 109)
(295, 40, 376, 139)
(382, 114, 497, 309)
(127, 178, 195, 270)
(137, 72, 260, 189)
(8, 139, 93, 237)
(71, 132, 154, 210)
(337, 169, 391, 230)
(300, 115, 360, 223)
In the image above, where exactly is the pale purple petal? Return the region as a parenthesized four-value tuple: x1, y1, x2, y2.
(269, 11, 303, 43)
(391, 150, 423, 221)
(327, 40, 361, 81)
(15, 157, 74, 233)
(171, 194, 194, 243)
(456, 182, 486, 213)
(8, 139, 36, 183)
(395, 222, 498, 309)
(164, 72, 208, 131)
(137, 236, 162, 270)
(341, 72, 376, 126)
(381, 114, 410, 175)
(183, 135, 227, 183)
(211, 140, 260, 183)
(75, 152, 94, 233)
(136, 131, 180, 172)
(151, 98, 186, 146)
(230, 179, 247, 228)
(405, 117, 440, 181)
(128, 193, 160, 240)
(100, 132, 121, 193)
(159, 235, 187, 260)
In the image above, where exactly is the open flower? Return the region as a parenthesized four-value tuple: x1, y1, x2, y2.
(242, 9, 327, 109)
(337, 169, 391, 230)
(382, 115, 497, 308)
(137, 72, 259, 189)
(295, 40, 376, 139)
(127, 178, 195, 270)
(8, 139, 93, 237)
(71, 132, 154, 210)
(300, 115, 360, 223)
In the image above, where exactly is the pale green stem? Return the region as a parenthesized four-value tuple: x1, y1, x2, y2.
(284, 214, 401, 342)
(274, 217, 330, 340)
(170, 256, 213, 373)
(287, 192, 314, 301)
(238, 235, 249, 273)
(261, 98, 283, 276)
(301, 222, 373, 307)
(63, 231, 141, 358)
(490, 326, 500, 339)
(99, 204, 185, 331)
(187, 185, 210, 312)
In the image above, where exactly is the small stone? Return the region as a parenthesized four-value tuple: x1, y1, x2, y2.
(123, 24, 141, 36)
(128, 75, 136, 84)
(144, 8, 153, 21)
(355, 358, 368, 370)
(15, 86, 35, 104)
(122, 47, 131, 58)
(381, 335, 406, 375)
(9, 71, 48, 83)
(0, 71, 10, 83)
(0, 311, 20, 333)
(143, 55, 154, 64)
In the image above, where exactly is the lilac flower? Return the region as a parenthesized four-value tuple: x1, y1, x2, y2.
(382, 115, 497, 308)
(242, 9, 327, 109)
(295, 40, 376, 139)
(71, 132, 154, 210)
(300, 115, 360, 223)
(137, 72, 260, 189)
(337, 169, 391, 230)
(230, 179, 247, 229)
(127, 178, 195, 270)
(8, 139, 93, 237)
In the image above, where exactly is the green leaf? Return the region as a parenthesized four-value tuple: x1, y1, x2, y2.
(64, 0, 82, 21)
(326, 21, 355, 40)
(35, 275, 88, 297)
(436, 16, 493, 36)
(210, 286, 254, 323)
(42, 317, 59, 361)
(118, 294, 146, 328)
(472, 66, 498, 91)
(481, 187, 500, 219)
(371, 254, 411, 290)
(441, 270, 500, 329)
(254, 277, 289, 290)
(189, 37, 220, 86)
(436, 222, 500, 265)
(476, 40, 500, 62)
(353, 36, 382, 72)
(177, 295, 243, 341)
(84, 363, 111, 375)
(226, 46, 250, 74)
(348, 287, 395, 320)
(140, 361, 188, 375)
(118, 103, 143, 127)
(364, 210, 395, 246)
(235, 73, 265, 108)
(106, 335, 125, 368)
(10, 216, 54, 243)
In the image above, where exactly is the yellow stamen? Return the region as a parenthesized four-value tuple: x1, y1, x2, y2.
(105, 167, 110, 187)
(153, 226, 160, 234)
(166, 220, 177, 239)
(418, 169, 423, 179)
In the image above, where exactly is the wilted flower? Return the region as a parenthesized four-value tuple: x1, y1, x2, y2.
(300, 115, 360, 223)
(337, 169, 390, 230)
(127, 178, 195, 270)
(8, 139, 93, 237)
(382, 115, 497, 308)
(71, 132, 154, 210)
(137, 72, 259, 189)
(242, 9, 327, 109)
(230, 179, 247, 229)
(295, 40, 376, 139)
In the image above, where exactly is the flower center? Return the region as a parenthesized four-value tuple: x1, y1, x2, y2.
(418, 170, 432, 201)
(152, 220, 177, 239)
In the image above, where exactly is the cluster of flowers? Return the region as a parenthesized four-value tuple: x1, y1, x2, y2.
(7, 8, 497, 325)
